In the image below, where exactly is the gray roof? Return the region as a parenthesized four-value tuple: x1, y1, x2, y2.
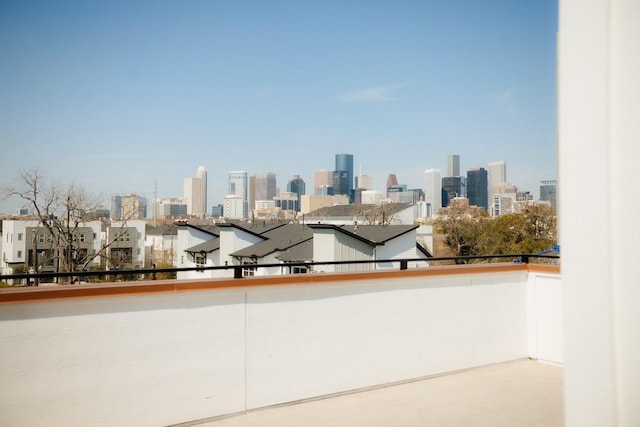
(183, 221, 289, 255)
(145, 224, 178, 236)
(307, 224, 418, 246)
(185, 238, 220, 254)
(230, 224, 313, 259)
(305, 203, 413, 219)
(275, 239, 314, 262)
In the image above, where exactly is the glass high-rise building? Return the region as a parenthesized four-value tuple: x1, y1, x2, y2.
(467, 167, 488, 211)
(442, 176, 467, 207)
(488, 161, 507, 196)
(447, 155, 460, 177)
(228, 171, 248, 218)
(255, 172, 277, 202)
(540, 180, 557, 212)
(287, 175, 306, 212)
(183, 166, 207, 218)
(425, 169, 442, 217)
(334, 153, 354, 196)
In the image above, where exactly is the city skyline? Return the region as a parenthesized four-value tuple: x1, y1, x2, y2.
(0, 1, 557, 214)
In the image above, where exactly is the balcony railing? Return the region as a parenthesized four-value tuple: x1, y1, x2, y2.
(0, 253, 559, 284)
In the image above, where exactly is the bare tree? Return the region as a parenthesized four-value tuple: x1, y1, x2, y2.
(3, 168, 138, 277)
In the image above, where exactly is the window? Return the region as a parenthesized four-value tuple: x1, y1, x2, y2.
(38, 234, 44, 244)
(292, 266, 308, 274)
(17, 233, 23, 241)
(93, 232, 97, 239)
(80, 233, 85, 242)
(125, 233, 131, 242)
(243, 266, 255, 277)
(195, 253, 206, 269)
(17, 250, 22, 258)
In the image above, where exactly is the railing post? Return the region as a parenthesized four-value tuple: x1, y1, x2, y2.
(234, 266, 243, 279)
(521, 255, 529, 264)
(400, 260, 408, 270)
(152, 264, 156, 280)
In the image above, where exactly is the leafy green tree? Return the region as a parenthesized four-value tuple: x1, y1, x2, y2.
(435, 202, 557, 262)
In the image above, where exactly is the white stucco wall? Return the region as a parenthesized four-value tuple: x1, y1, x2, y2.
(0, 268, 561, 426)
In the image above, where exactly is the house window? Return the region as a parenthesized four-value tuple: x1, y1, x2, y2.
(17, 233, 23, 241)
(126, 233, 131, 242)
(243, 266, 255, 277)
(38, 234, 44, 243)
(195, 253, 206, 269)
(80, 233, 85, 242)
(292, 266, 308, 274)
(17, 250, 22, 258)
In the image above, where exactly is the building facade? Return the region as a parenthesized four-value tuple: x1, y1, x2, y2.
(424, 169, 442, 217)
(334, 153, 354, 196)
(467, 167, 488, 211)
(228, 171, 248, 218)
(286, 175, 306, 212)
(255, 172, 277, 204)
(447, 154, 460, 177)
(488, 161, 507, 197)
(540, 180, 557, 212)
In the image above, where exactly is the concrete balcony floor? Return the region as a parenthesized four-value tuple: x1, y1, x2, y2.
(191, 359, 563, 427)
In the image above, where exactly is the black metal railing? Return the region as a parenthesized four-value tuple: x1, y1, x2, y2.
(0, 253, 559, 286)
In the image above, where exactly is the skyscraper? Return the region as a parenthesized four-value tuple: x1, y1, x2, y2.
(228, 171, 248, 218)
(255, 172, 277, 202)
(386, 174, 399, 190)
(314, 170, 333, 194)
(356, 174, 372, 190)
(467, 167, 489, 211)
(334, 153, 354, 196)
(111, 194, 147, 219)
(332, 171, 349, 197)
(488, 161, 507, 197)
(287, 175, 306, 212)
(540, 180, 557, 212)
(425, 169, 442, 217)
(447, 155, 460, 177)
(441, 176, 467, 206)
(183, 166, 207, 218)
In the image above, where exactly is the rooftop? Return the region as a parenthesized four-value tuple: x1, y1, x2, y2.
(193, 359, 563, 427)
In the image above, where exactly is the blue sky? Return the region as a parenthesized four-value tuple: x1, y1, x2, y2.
(0, 0, 557, 214)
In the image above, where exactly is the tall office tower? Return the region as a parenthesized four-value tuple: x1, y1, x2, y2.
(425, 169, 442, 217)
(386, 174, 399, 190)
(334, 153, 354, 195)
(183, 166, 207, 218)
(332, 171, 349, 196)
(111, 194, 148, 219)
(540, 180, 557, 212)
(249, 175, 256, 211)
(488, 161, 507, 197)
(228, 171, 248, 218)
(357, 174, 372, 190)
(447, 155, 460, 177)
(287, 175, 306, 211)
(223, 195, 244, 219)
(314, 170, 333, 194)
(441, 176, 467, 206)
(467, 168, 489, 211)
(255, 172, 277, 202)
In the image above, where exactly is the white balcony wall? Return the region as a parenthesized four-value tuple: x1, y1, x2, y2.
(0, 267, 562, 426)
